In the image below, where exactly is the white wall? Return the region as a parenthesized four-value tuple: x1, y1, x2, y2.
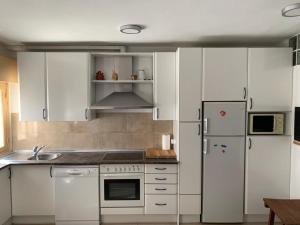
(291, 65, 300, 198)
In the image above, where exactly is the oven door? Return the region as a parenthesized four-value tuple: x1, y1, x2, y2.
(249, 114, 275, 134)
(100, 173, 144, 207)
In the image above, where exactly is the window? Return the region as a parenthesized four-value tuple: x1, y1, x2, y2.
(0, 82, 9, 154)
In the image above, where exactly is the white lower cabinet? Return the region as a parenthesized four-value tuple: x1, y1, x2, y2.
(245, 136, 291, 214)
(145, 184, 177, 195)
(145, 173, 177, 184)
(178, 122, 202, 215)
(0, 167, 11, 224)
(145, 164, 177, 215)
(11, 165, 54, 216)
(145, 195, 177, 214)
(179, 195, 201, 215)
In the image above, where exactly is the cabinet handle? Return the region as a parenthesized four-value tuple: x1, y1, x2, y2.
(248, 138, 252, 150)
(42, 108, 47, 120)
(198, 108, 201, 120)
(155, 203, 167, 206)
(155, 177, 167, 181)
(155, 167, 167, 170)
(85, 108, 88, 120)
(156, 108, 160, 119)
(50, 166, 53, 178)
(203, 138, 208, 155)
(8, 167, 11, 179)
(243, 87, 247, 100)
(198, 124, 201, 136)
(204, 118, 208, 134)
(155, 188, 167, 191)
(250, 98, 253, 110)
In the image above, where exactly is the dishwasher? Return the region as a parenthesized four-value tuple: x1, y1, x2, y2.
(54, 166, 99, 225)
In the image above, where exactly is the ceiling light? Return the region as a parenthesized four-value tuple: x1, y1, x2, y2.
(282, 3, 300, 17)
(120, 24, 143, 34)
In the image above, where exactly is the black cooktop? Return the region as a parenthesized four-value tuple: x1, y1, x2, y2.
(103, 151, 144, 161)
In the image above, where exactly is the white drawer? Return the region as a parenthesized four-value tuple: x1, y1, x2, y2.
(145, 195, 177, 214)
(145, 164, 177, 174)
(145, 184, 177, 195)
(145, 173, 177, 184)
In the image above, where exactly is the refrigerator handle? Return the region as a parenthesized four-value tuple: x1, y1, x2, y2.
(203, 138, 208, 155)
(198, 124, 201, 136)
(204, 118, 208, 134)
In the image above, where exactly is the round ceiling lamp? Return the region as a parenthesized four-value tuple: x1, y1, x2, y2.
(282, 3, 300, 17)
(120, 24, 143, 34)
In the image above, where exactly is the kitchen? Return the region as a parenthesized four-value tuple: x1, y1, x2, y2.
(0, 1, 300, 225)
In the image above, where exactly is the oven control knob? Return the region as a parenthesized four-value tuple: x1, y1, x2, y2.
(133, 168, 135, 171)
(114, 168, 117, 172)
(107, 168, 109, 172)
(124, 167, 126, 172)
(119, 168, 122, 172)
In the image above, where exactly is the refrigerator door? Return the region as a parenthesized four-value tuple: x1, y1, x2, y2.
(202, 136, 245, 223)
(203, 102, 246, 136)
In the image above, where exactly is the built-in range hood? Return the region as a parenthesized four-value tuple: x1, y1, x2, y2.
(90, 92, 153, 110)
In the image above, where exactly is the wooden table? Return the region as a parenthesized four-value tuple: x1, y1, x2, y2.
(264, 198, 300, 225)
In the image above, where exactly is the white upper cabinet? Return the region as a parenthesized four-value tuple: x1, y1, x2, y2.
(0, 167, 11, 225)
(248, 48, 293, 111)
(18, 52, 47, 121)
(176, 48, 202, 122)
(11, 165, 54, 216)
(245, 136, 291, 214)
(153, 52, 176, 120)
(202, 48, 248, 101)
(47, 52, 89, 121)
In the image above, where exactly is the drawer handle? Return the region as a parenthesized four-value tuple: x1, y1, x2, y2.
(155, 178, 167, 181)
(155, 203, 167, 206)
(155, 188, 167, 191)
(155, 167, 167, 170)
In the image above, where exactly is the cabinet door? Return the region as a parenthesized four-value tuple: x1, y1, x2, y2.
(177, 48, 202, 122)
(18, 52, 47, 121)
(153, 52, 176, 120)
(0, 167, 11, 224)
(11, 165, 54, 216)
(179, 122, 201, 194)
(179, 122, 202, 215)
(248, 48, 293, 111)
(47, 52, 89, 121)
(202, 48, 247, 101)
(245, 136, 291, 214)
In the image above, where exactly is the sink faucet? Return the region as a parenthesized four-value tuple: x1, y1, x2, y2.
(32, 145, 47, 159)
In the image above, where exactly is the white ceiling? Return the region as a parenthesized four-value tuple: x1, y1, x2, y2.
(1, 0, 300, 44)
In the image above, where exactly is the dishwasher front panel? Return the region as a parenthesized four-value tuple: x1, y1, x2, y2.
(54, 167, 99, 223)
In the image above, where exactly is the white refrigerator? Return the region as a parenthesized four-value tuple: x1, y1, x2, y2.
(202, 102, 246, 223)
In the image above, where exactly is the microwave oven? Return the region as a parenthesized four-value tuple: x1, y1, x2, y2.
(248, 113, 285, 135)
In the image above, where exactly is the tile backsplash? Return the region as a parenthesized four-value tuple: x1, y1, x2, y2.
(11, 113, 173, 151)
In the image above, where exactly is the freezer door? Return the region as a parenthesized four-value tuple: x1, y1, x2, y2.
(203, 102, 246, 136)
(202, 136, 245, 223)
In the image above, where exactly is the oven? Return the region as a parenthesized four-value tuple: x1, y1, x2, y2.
(100, 164, 144, 208)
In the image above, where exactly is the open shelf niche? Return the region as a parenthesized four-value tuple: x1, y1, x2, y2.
(89, 53, 154, 111)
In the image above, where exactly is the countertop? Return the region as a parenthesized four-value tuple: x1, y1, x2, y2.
(0, 150, 178, 170)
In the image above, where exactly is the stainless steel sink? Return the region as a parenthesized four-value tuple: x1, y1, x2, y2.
(28, 153, 62, 161)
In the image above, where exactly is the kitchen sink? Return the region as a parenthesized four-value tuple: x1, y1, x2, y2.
(27, 153, 62, 161)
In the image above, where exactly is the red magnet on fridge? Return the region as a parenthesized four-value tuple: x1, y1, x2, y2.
(219, 110, 226, 117)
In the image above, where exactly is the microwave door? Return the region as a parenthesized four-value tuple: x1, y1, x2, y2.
(252, 115, 274, 133)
